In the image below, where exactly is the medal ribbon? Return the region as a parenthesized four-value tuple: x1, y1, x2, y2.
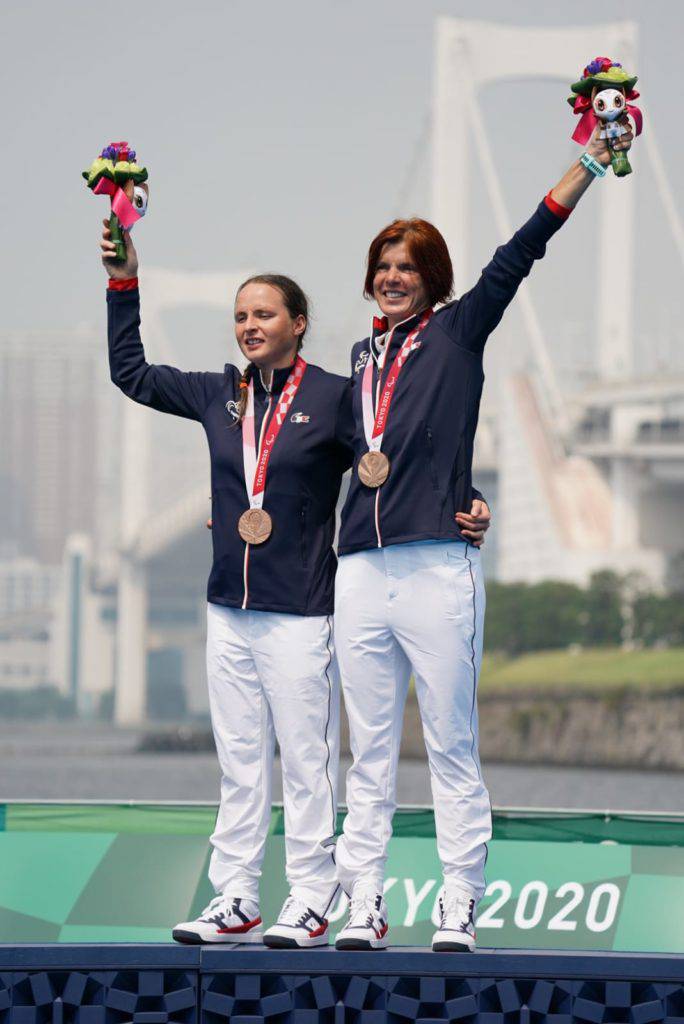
(242, 355, 307, 509)
(361, 310, 432, 452)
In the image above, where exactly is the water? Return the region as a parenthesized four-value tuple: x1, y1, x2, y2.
(1, 723, 683, 812)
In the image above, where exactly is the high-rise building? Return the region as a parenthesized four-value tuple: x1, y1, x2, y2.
(0, 557, 59, 619)
(0, 329, 101, 564)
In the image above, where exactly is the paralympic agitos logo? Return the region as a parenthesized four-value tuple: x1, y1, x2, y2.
(354, 350, 370, 374)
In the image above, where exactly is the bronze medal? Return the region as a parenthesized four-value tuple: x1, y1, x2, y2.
(358, 450, 390, 488)
(359, 310, 432, 493)
(238, 508, 273, 545)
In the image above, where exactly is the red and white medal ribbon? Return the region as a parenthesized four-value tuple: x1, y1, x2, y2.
(361, 310, 432, 452)
(242, 355, 307, 509)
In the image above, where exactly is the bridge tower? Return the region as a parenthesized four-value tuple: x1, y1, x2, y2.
(431, 19, 663, 582)
(432, 18, 638, 386)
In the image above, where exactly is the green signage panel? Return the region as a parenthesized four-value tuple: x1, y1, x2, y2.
(1, 803, 683, 952)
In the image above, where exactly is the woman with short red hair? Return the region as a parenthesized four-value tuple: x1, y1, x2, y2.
(363, 218, 455, 310)
(333, 119, 634, 951)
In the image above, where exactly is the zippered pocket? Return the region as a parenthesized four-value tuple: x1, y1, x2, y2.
(425, 424, 439, 491)
(300, 499, 310, 567)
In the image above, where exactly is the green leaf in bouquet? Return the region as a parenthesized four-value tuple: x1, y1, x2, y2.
(83, 157, 116, 190)
(129, 165, 148, 184)
(113, 160, 133, 184)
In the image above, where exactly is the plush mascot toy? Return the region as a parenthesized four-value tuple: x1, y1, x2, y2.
(569, 57, 643, 177)
(83, 142, 148, 260)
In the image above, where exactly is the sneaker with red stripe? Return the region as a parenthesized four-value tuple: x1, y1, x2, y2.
(263, 895, 330, 948)
(172, 895, 262, 944)
(335, 889, 389, 950)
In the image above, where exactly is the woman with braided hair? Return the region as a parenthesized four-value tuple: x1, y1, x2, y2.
(102, 216, 355, 946)
(101, 216, 492, 947)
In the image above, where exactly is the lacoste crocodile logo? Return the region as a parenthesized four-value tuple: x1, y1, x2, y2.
(291, 411, 310, 423)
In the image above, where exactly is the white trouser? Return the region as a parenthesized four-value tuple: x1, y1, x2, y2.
(206, 602, 340, 917)
(334, 541, 491, 901)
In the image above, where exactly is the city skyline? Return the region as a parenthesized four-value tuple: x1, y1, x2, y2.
(2, 3, 683, 719)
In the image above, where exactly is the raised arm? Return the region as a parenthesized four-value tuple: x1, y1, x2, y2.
(549, 112, 633, 209)
(103, 223, 221, 420)
(442, 114, 634, 354)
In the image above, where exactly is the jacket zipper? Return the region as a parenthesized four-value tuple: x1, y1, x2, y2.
(372, 322, 398, 549)
(374, 491, 382, 548)
(371, 310, 431, 547)
(242, 392, 273, 609)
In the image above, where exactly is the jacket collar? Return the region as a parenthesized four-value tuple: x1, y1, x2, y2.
(252, 362, 296, 397)
(370, 307, 432, 362)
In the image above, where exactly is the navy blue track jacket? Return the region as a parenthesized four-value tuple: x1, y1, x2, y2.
(107, 287, 353, 615)
(338, 199, 567, 555)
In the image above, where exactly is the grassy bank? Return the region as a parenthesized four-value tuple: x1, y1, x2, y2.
(478, 646, 684, 694)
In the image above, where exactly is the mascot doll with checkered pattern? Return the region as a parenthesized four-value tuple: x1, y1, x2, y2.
(569, 57, 643, 177)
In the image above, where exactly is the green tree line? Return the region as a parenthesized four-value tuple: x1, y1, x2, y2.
(485, 570, 684, 655)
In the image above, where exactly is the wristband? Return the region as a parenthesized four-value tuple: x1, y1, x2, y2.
(108, 277, 139, 291)
(544, 191, 572, 221)
(579, 152, 606, 178)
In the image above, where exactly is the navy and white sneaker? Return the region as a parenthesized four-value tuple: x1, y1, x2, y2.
(263, 895, 330, 948)
(335, 890, 388, 950)
(431, 888, 476, 952)
(172, 895, 262, 944)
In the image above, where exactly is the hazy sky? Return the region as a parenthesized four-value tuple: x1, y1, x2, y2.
(3, 0, 682, 379)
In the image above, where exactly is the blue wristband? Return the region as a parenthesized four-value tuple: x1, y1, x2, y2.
(580, 152, 607, 178)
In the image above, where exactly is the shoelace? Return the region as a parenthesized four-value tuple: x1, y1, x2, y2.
(201, 895, 228, 917)
(441, 894, 474, 930)
(279, 896, 312, 928)
(350, 892, 380, 928)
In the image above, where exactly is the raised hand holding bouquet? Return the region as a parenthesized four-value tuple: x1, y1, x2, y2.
(569, 57, 643, 177)
(83, 142, 148, 260)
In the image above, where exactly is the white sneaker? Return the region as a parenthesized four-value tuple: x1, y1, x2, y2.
(431, 887, 476, 952)
(172, 895, 262, 944)
(335, 889, 388, 950)
(263, 895, 330, 948)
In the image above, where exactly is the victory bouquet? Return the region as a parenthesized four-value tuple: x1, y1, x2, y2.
(83, 142, 148, 260)
(568, 57, 643, 177)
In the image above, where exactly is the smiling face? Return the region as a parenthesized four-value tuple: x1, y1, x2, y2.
(372, 240, 430, 328)
(592, 86, 626, 122)
(234, 282, 305, 369)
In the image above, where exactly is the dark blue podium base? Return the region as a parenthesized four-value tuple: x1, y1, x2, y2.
(1, 945, 684, 1023)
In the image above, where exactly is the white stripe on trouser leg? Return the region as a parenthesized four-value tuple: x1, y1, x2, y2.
(335, 543, 492, 901)
(334, 548, 412, 894)
(206, 603, 340, 916)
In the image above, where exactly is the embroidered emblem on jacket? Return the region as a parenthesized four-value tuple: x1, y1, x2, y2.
(354, 350, 370, 374)
(291, 411, 310, 424)
(225, 400, 240, 421)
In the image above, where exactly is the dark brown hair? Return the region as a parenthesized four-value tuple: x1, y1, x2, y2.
(234, 274, 309, 423)
(363, 219, 454, 307)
